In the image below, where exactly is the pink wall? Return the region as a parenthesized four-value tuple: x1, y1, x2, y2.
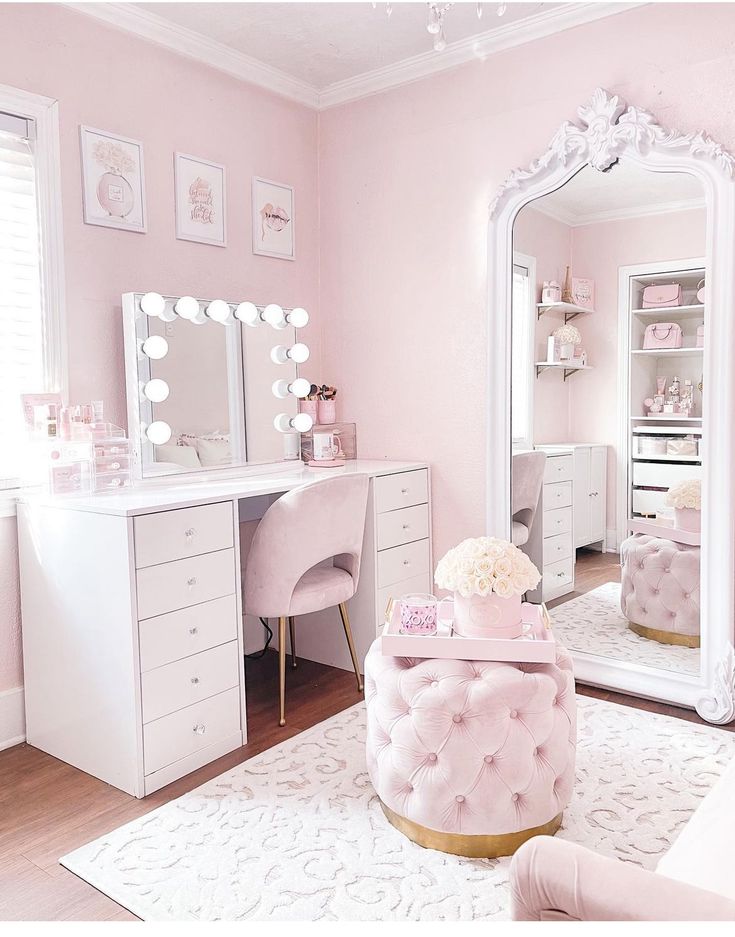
(0, 4, 319, 693)
(317, 2, 735, 564)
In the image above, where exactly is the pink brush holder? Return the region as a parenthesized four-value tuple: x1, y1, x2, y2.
(317, 399, 336, 424)
(299, 399, 318, 422)
(452, 592, 523, 639)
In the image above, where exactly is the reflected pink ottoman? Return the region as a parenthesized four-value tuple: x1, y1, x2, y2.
(364, 640, 576, 858)
(620, 534, 700, 647)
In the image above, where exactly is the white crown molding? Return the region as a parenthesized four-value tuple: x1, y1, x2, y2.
(63, 2, 320, 108)
(532, 195, 707, 227)
(64, 2, 645, 112)
(318, 2, 647, 109)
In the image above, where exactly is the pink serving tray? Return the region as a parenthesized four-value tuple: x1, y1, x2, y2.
(380, 599, 556, 663)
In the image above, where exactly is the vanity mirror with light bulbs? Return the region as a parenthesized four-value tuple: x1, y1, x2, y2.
(122, 291, 312, 481)
(487, 89, 735, 724)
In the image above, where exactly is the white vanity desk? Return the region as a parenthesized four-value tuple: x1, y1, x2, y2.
(17, 459, 432, 798)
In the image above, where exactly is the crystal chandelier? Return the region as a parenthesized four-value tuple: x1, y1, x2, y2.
(372, 3, 508, 52)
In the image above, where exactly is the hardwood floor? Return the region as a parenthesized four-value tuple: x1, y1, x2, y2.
(1, 581, 731, 921)
(547, 547, 621, 611)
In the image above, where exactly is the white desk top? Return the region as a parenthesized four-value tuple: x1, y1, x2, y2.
(17, 459, 428, 517)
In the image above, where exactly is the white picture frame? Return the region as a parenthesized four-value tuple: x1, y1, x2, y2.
(252, 176, 294, 260)
(174, 152, 227, 247)
(79, 125, 146, 233)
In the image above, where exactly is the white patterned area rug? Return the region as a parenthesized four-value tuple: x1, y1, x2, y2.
(61, 697, 734, 921)
(551, 582, 700, 676)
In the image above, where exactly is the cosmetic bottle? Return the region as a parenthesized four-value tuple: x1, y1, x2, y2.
(47, 404, 58, 438)
(92, 400, 104, 422)
(59, 407, 72, 440)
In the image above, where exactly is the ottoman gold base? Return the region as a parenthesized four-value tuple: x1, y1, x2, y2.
(628, 621, 700, 648)
(379, 799, 562, 858)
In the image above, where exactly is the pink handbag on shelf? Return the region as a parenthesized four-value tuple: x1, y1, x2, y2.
(642, 283, 682, 308)
(642, 322, 683, 349)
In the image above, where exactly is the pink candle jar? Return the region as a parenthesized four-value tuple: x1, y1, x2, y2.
(399, 594, 439, 635)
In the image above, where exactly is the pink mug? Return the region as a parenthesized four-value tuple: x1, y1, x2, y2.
(399, 593, 453, 635)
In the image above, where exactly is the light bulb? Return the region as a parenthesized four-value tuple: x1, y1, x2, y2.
(159, 302, 177, 323)
(146, 420, 172, 445)
(427, 13, 441, 35)
(234, 301, 260, 326)
(497, 2, 506, 15)
(141, 335, 168, 359)
(191, 310, 207, 325)
(206, 299, 231, 323)
(433, 29, 447, 52)
(477, 2, 483, 19)
(263, 303, 286, 328)
(272, 379, 291, 399)
(274, 412, 313, 433)
(143, 378, 169, 403)
(287, 307, 309, 328)
(175, 295, 200, 320)
(140, 292, 165, 317)
(290, 377, 311, 398)
(289, 342, 310, 364)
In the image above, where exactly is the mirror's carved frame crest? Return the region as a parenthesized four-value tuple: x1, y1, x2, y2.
(487, 88, 735, 723)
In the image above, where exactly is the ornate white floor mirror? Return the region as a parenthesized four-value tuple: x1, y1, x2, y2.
(487, 89, 735, 723)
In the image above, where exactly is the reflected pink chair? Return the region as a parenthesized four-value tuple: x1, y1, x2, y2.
(243, 474, 369, 726)
(512, 451, 546, 546)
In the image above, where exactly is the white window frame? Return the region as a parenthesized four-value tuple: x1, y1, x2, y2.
(0, 83, 67, 513)
(511, 250, 536, 450)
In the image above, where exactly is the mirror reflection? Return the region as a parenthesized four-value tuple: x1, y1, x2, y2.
(511, 162, 705, 676)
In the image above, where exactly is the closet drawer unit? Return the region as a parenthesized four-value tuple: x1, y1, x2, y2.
(632, 461, 702, 488)
(632, 489, 669, 517)
(134, 501, 234, 569)
(377, 538, 431, 589)
(138, 595, 238, 673)
(374, 469, 429, 514)
(136, 549, 236, 620)
(543, 532, 573, 566)
(141, 641, 240, 724)
(543, 556, 574, 591)
(544, 506, 572, 537)
(543, 455, 573, 484)
(544, 481, 572, 511)
(143, 686, 241, 776)
(376, 572, 432, 634)
(376, 504, 430, 551)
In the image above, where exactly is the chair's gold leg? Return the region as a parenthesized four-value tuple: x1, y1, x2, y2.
(288, 615, 297, 669)
(278, 616, 287, 726)
(338, 602, 364, 692)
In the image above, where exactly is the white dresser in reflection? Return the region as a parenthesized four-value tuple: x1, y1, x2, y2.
(17, 460, 431, 797)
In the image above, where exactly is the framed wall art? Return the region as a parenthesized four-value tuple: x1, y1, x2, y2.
(252, 176, 294, 260)
(174, 152, 226, 247)
(79, 126, 146, 233)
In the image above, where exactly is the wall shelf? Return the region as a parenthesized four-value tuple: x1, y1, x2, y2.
(535, 361, 592, 381)
(632, 454, 701, 463)
(631, 347, 703, 357)
(632, 303, 704, 319)
(536, 301, 594, 323)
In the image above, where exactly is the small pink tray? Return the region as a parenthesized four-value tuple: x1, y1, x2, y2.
(380, 600, 556, 663)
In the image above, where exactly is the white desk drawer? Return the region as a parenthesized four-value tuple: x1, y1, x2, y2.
(544, 506, 572, 537)
(378, 538, 431, 589)
(139, 595, 238, 673)
(377, 504, 430, 551)
(376, 572, 432, 633)
(632, 461, 702, 488)
(543, 532, 573, 566)
(544, 481, 572, 510)
(136, 549, 236, 620)
(143, 686, 241, 776)
(134, 502, 233, 569)
(374, 469, 428, 514)
(543, 556, 574, 590)
(543, 454, 573, 484)
(142, 640, 240, 724)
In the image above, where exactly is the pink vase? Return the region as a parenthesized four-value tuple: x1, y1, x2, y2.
(317, 399, 336, 424)
(675, 507, 701, 532)
(452, 591, 523, 639)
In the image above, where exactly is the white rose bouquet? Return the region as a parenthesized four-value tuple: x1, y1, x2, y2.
(553, 323, 581, 345)
(665, 479, 701, 511)
(434, 536, 541, 599)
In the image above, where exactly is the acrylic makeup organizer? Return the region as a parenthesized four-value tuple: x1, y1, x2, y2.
(46, 423, 131, 496)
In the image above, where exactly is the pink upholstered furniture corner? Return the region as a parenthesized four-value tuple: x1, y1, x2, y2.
(243, 473, 369, 725)
(510, 754, 735, 921)
(620, 533, 700, 646)
(364, 640, 576, 857)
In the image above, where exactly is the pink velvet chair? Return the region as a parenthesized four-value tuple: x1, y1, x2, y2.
(243, 474, 369, 726)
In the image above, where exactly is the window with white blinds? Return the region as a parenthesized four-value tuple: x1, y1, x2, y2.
(0, 116, 44, 487)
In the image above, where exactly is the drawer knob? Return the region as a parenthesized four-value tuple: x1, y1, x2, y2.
(401, 488, 409, 494)
(189, 626, 198, 635)
(403, 559, 410, 566)
(185, 528, 196, 540)
(402, 524, 410, 530)
(187, 577, 198, 587)
(191, 676, 200, 685)
(193, 723, 206, 735)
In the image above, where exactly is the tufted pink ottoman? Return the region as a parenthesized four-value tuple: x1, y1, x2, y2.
(620, 534, 700, 647)
(364, 640, 576, 858)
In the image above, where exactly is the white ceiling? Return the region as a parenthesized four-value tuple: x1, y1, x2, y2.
(134, 2, 556, 89)
(529, 161, 705, 225)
